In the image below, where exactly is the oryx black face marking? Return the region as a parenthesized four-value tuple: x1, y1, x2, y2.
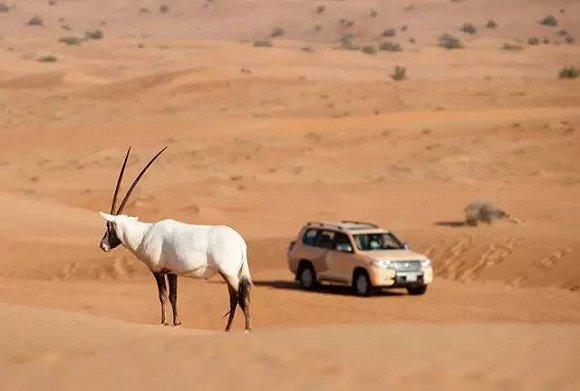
(100, 221, 121, 252)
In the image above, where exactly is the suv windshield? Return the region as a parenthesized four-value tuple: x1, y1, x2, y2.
(353, 232, 404, 251)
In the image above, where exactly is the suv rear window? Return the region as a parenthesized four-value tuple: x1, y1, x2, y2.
(302, 229, 320, 246)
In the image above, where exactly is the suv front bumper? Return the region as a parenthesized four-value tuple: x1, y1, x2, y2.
(369, 267, 433, 287)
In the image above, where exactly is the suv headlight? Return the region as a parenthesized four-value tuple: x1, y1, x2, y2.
(421, 258, 432, 268)
(372, 260, 394, 269)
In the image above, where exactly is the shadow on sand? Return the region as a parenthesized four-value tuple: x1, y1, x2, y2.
(253, 279, 406, 297)
(433, 220, 467, 228)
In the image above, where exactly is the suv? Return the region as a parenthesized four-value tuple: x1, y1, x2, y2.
(287, 221, 433, 296)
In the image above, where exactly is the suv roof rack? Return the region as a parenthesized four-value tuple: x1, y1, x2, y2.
(340, 220, 379, 228)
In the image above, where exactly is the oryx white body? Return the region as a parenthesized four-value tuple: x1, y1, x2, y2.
(101, 213, 250, 281)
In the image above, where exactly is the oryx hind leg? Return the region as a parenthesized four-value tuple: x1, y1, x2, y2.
(219, 272, 239, 332)
(167, 273, 181, 327)
(153, 272, 169, 326)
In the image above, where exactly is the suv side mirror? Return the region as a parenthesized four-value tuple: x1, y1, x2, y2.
(335, 243, 353, 253)
(403, 241, 410, 250)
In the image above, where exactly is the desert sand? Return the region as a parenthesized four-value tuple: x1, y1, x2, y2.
(1, 0, 579, 389)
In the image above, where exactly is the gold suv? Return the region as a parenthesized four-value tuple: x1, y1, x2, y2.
(287, 221, 433, 296)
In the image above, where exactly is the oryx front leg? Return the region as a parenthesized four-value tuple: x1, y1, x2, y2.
(153, 272, 169, 326)
(167, 273, 181, 327)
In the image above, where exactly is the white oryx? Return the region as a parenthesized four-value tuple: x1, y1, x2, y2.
(98, 147, 252, 332)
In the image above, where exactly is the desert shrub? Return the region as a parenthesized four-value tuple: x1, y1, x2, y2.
(339, 18, 354, 28)
(48, 0, 57, 5)
(369, 9, 378, 18)
(361, 45, 377, 55)
(400, 25, 408, 31)
(159, 4, 169, 13)
(459, 23, 476, 35)
(438, 33, 463, 49)
(59, 36, 82, 45)
(61, 24, 71, 31)
(382, 28, 397, 37)
(340, 33, 356, 49)
(38, 54, 57, 62)
(139, 7, 150, 14)
(557, 29, 569, 36)
(391, 66, 407, 81)
(0, 2, 9, 12)
(565, 35, 575, 44)
(85, 29, 104, 40)
(300, 46, 314, 53)
(485, 19, 497, 29)
(502, 42, 523, 51)
(316, 5, 325, 14)
(539, 15, 558, 27)
(270, 27, 284, 38)
(559, 66, 579, 79)
(379, 41, 402, 51)
(253, 39, 272, 47)
(28, 15, 43, 26)
(528, 37, 540, 45)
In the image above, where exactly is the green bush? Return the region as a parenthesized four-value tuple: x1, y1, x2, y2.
(459, 23, 476, 35)
(85, 29, 104, 40)
(253, 39, 272, 47)
(271, 27, 285, 38)
(381, 28, 396, 37)
(59, 36, 82, 46)
(438, 33, 463, 49)
(378, 41, 402, 51)
(28, 15, 43, 26)
(559, 66, 579, 79)
(539, 15, 558, 26)
(38, 54, 58, 63)
(361, 46, 377, 55)
(391, 66, 407, 81)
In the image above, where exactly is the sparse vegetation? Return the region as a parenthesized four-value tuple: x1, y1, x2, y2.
(316, 5, 325, 14)
(564, 35, 575, 44)
(400, 25, 408, 32)
(381, 28, 397, 38)
(270, 27, 285, 38)
(361, 45, 377, 55)
(300, 46, 314, 53)
(339, 18, 354, 28)
(37, 54, 58, 63)
(0, 2, 9, 12)
(559, 66, 579, 79)
(85, 29, 104, 40)
(369, 9, 378, 18)
(379, 41, 402, 52)
(58, 36, 82, 46)
(391, 66, 407, 81)
(528, 37, 540, 46)
(539, 15, 558, 27)
(139, 7, 150, 14)
(557, 29, 568, 37)
(61, 24, 71, 31)
(28, 15, 44, 26)
(459, 23, 477, 35)
(438, 33, 463, 49)
(340, 33, 356, 50)
(48, 0, 57, 6)
(159, 4, 169, 13)
(502, 42, 523, 51)
(253, 39, 272, 48)
(486, 19, 497, 29)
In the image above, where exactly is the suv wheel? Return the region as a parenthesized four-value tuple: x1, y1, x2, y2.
(353, 271, 372, 296)
(407, 285, 428, 295)
(298, 264, 316, 290)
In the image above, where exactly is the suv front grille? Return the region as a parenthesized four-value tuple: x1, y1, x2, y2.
(394, 260, 422, 272)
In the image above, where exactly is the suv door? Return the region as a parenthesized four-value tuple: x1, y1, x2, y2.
(299, 228, 330, 276)
(321, 231, 355, 283)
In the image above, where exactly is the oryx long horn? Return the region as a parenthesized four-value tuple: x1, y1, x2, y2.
(111, 147, 131, 214)
(116, 147, 167, 215)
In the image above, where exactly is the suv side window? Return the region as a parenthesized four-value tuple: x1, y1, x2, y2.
(302, 229, 320, 247)
(318, 230, 335, 249)
(333, 232, 353, 252)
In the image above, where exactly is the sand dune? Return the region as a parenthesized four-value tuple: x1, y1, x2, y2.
(1, 0, 580, 389)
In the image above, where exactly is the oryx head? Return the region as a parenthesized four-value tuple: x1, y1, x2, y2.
(99, 147, 166, 252)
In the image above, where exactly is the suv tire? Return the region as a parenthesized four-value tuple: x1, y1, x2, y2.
(297, 263, 316, 290)
(407, 285, 427, 295)
(353, 271, 372, 296)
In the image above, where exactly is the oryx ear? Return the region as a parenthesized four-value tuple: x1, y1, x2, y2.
(98, 211, 116, 223)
